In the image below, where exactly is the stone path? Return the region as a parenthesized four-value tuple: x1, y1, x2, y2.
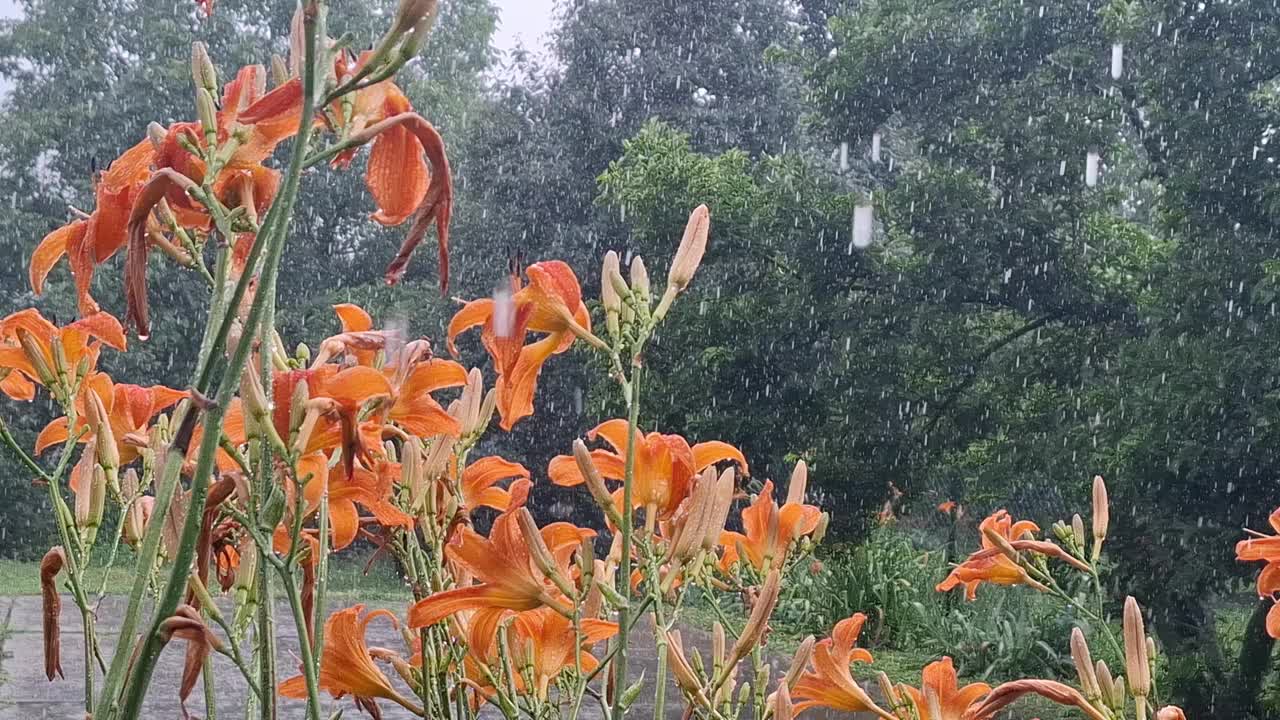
(0, 596, 864, 719)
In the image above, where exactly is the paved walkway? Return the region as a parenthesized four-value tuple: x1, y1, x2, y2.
(0, 596, 864, 719)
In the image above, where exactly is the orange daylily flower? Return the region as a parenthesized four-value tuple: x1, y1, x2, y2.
(508, 608, 618, 700)
(719, 478, 821, 573)
(385, 357, 468, 438)
(327, 461, 414, 550)
(548, 418, 747, 521)
(937, 500, 958, 515)
(455, 456, 532, 514)
(1236, 507, 1280, 638)
(30, 138, 155, 314)
(936, 510, 1042, 600)
(899, 657, 991, 720)
(0, 309, 126, 400)
(407, 510, 593, 628)
(280, 605, 422, 715)
(306, 364, 394, 479)
(792, 613, 893, 719)
(448, 261, 591, 430)
(35, 374, 185, 465)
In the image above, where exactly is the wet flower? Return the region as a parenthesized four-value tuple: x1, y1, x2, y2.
(898, 657, 990, 720)
(792, 613, 894, 719)
(936, 510, 1045, 600)
(35, 374, 185, 465)
(719, 461, 821, 573)
(408, 510, 592, 628)
(455, 455, 532, 515)
(0, 309, 126, 400)
(507, 608, 617, 699)
(1236, 506, 1280, 638)
(280, 605, 423, 715)
(962, 679, 1107, 720)
(448, 261, 591, 430)
(40, 547, 66, 681)
(548, 419, 747, 521)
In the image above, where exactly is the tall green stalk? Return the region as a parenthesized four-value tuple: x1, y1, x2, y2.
(108, 3, 324, 716)
(611, 364, 642, 720)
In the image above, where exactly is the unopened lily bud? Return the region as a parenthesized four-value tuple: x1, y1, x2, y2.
(811, 512, 829, 545)
(1124, 596, 1151, 700)
(1112, 675, 1127, 709)
(147, 121, 168, 151)
(702, 467, 736, 550)
(270, 54, 290, 86)
(786, 460, 808, 505)
(16, 329, 56, 386)
(1155, 707, 1187, 720)
(574, 439, 624, 527)
(665, 631, 703, 695)
(783, 636, 815, 688)
(86, 390, 120, 481)
(982, 524, 1021, 563)
(1072, 513, 1086, 547)
(1071, 628, 1100, 699)
(601, 251, 623, 338)
(190, 42, 218, 93)
(1092, 474, 1109, 562)
(516, 508, 576, 598)
(771, 680, 794, 720)
(470, 385, 495, 430)
(606, 257, 632, 303)
(668, 204, 710, 292)
(397, 2, 439, 58)
(728, 569, 781, 668)
(83, 464, 107, 545)
(875, 672, 901, 707)
(712, 621, 726, 669)
(1095, 661, 1115, 705)
(629, 256, 650, 305)
(233, 537, 257, 601)
(195, 87, 218, 136)
(288, 378, 309, 436)
(390, 0, 437, 36)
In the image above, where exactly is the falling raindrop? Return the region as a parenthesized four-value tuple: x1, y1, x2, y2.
(1086, 150, 1100, 187)
(839, 141, 849, 171)
(492, 286, 514, 338)
(852, 203, 874, 249)
(1110, 42, 1123, 80)
(871, 132, 882, 163)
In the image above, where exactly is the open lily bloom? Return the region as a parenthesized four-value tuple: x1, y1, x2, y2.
(29, 139, 155, 315)
(792, 613, 893, 719)
(508, 608, 618, 700)
(1236, 507, 1280, 637)
(280, 605, 421, 715)
(548, 418, 747, 521)
(35, 374, 185, 464)
(0, 309, 127, 401)
(407, 510, 592, 628)
(899, 657, 991, 720)
(719, 477, 821, 573)
(455, 455, 532, 515)
(448, 261, 590, 430)
(936, 510, 1042, 600)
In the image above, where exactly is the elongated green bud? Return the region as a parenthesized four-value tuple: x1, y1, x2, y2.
(191, 42, 218, 94)
(196, 87, 218, 137)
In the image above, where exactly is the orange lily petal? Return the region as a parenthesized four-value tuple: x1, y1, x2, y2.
(366, 123, 429, 226)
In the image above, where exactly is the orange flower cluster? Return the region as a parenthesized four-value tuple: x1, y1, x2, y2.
(1236, 507, 1280, 638)
(30, 20, 452, 336)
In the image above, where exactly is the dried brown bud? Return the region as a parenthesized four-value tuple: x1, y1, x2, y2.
(40, 547, 66, 681)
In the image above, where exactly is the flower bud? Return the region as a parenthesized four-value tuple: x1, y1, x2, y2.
(702, 467, 736, 551)
(1072, 513, 1086, 547)
(783, 636, 815, 688)
(601, 251, 623, 339)
(477, 388, 498, 434)
(86, 389, 120, 481)
(1155, 707, 1187, 720)
(1094, 661, 1115, 707)
(190, 42, 218, 94)
(811, 512, 830, 545)
(786, 459, 808, 505)
(147, 122, 168, 151)
(1092, 474, 1109, 562)
(195, 87, 218, 137)
(16, 329, 56, 387)
(390, 0, 438, 37)
(668, 204, 710, 292)
(574, 439, 624, 527)
(516, 508, 576, 599)
(771, 680, 794, 720)
(271, 54, 291, 86)
(728, 569, 781, 669)
(1071, 628, 1100, 700)
(1124, 596, 1151, 701)
(629, 256, 650, 305)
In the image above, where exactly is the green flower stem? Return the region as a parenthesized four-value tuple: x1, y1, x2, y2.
(611, 362, 642, 720)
